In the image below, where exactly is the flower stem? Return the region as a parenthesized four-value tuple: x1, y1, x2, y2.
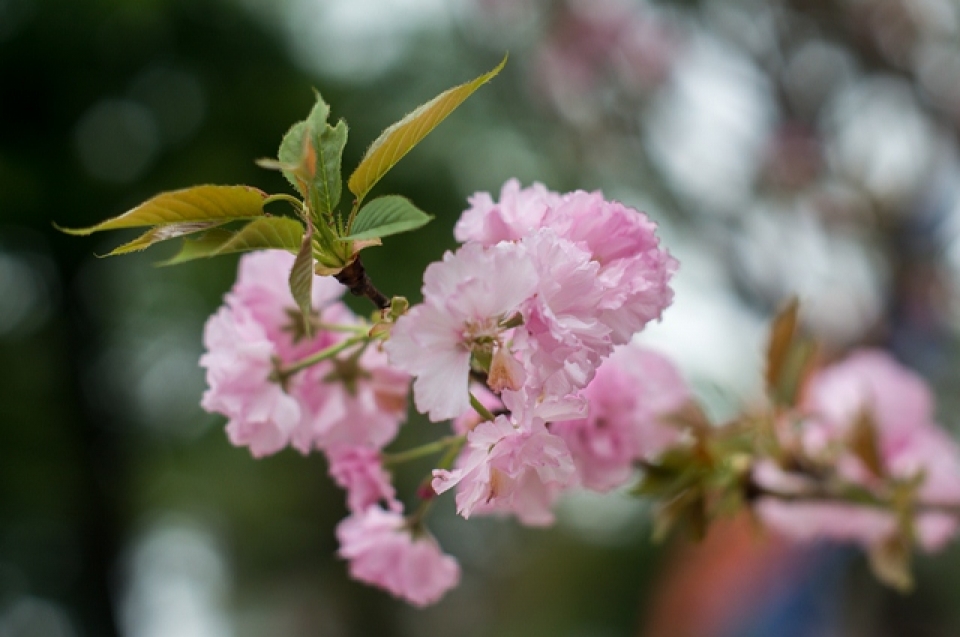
(383, 435, 465, 467)
(263, 193, 306, 214)
(469, 392, 496, 422)
(275, 335, 367, 381)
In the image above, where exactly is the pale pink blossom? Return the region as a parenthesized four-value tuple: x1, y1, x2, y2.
(514, 231, 611, 398)
(754, 499, 898, 546)
(454, 179, 560, 245)
(384, 242, 538, 421)
(328, 446, 400, 513)
(552, 345, 690, 491)
(290, 345, 409, 453)
(456, 181, 676, 347)
(336, 507, 460, 607)
(758, 349, 960, 551)
(452, 384, 503, 435)
(225, 249, 353, 360)
(201, 251, 409, 457)
(433, 415, 576, 526)
(200, 305, 300, 457)
(802, 350, 960, 504)
(548, 190, 677, 344)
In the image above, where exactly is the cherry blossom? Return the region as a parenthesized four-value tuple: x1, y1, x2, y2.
(552, 344, 690, 492)
(384, 241, 537, 421)
(336, 507, 460, 607)
(200, 250, 409, 457)
(432, 415, 576, 526)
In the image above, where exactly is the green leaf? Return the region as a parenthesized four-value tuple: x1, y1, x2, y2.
(104, 221, 226, 256)
(268, 92, 347, 220)
(276, 94, 331, 196)
(341, 195, 433, 241)
(288, 223, 315, 338)
(314, 119, 347, 217)
(57, 185, 268, 235)
(347, 55, 507, 202)
(157, 217, 305, 266)
(158, 229, 237, 266)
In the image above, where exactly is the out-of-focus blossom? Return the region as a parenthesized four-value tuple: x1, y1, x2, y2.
(290, 345, 409, 453)
(328, 446, 400, 513)
(201, 250, 409, 457)
(552, 344, 690, 492)
(200, 304, 301, 457)
(756, 349, 960, 551)
(336, 506, 460, 607)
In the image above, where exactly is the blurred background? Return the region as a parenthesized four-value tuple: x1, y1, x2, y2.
(4, 0, 960, 635)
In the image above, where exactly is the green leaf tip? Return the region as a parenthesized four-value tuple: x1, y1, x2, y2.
(347, 54, 508, 203)
(102, 221, 227, 257)
(56, 185, 268, 236)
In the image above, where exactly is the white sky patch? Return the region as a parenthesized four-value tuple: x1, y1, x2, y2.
(645, 31, 775, 216)
(825, 76, 937, 206)
(734, 199, 887, 346)
(634, 228, 768, 421)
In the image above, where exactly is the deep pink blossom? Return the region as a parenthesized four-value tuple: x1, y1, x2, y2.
(552, 344, 690, 491)
(336, 507, 460, 607)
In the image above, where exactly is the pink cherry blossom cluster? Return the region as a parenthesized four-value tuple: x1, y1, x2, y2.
(199, 180, 686, 605)
(753, 349, 960, 555)
(200, 250, 459, 606)
(197, 178, 960, 603)
(386, 179, 680, 525)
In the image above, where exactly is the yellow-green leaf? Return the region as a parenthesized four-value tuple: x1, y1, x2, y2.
(157, 229, 237, 266)
(57, 185, 267, 235)
(347, 55, 507, 202)
(104, 221, 225, 256)
(219, 217, 305, 255)
(157, 217, 304, 266)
